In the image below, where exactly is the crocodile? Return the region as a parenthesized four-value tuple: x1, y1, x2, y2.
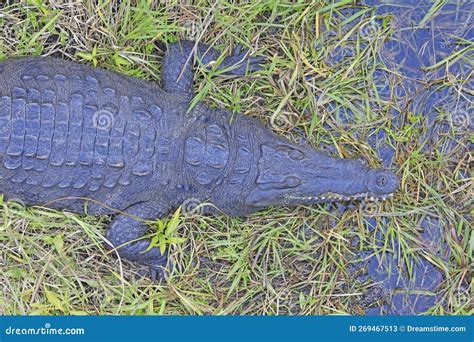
(0, 41, 398, 280)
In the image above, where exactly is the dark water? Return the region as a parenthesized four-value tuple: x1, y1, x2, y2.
(362, 0, 471, 315)
(323, 0, 472, 314)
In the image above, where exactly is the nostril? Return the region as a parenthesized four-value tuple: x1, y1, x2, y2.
(367, 169, 398, 195)
(376, 175, 387, 187)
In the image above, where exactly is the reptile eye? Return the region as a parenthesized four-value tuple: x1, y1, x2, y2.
(288, 149, 304, 160)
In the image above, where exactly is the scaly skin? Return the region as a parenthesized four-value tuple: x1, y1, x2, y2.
(0, 41, 398, 280)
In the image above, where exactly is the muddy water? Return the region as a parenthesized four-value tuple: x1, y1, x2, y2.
(360, 0, 471, 315)
(323, 0, 472, 314)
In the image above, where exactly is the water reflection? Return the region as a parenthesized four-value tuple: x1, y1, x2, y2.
(327, 0, 472, 314)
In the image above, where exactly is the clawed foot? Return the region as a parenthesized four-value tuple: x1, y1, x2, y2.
(219, 45, 265, 75)
(136, 259, 173, 283)
(149, 263, 167, 282)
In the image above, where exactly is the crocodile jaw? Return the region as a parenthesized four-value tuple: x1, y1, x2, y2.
(244, 142, 398, 209)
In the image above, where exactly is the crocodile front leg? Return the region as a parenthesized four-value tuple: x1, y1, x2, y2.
(162, 40, 264, 95)
(106, 202, 170, 281)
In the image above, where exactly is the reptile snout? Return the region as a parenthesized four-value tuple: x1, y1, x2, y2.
(366, 169, 398, 196)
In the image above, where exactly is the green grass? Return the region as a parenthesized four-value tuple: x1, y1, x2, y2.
(0, 0, 472, 315)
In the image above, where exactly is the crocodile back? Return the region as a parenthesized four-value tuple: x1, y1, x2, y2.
(0, 57, 176, 204)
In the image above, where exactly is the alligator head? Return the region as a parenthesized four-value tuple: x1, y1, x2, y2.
(200, 113, 398, 216)
(244, 141, 398, 210)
